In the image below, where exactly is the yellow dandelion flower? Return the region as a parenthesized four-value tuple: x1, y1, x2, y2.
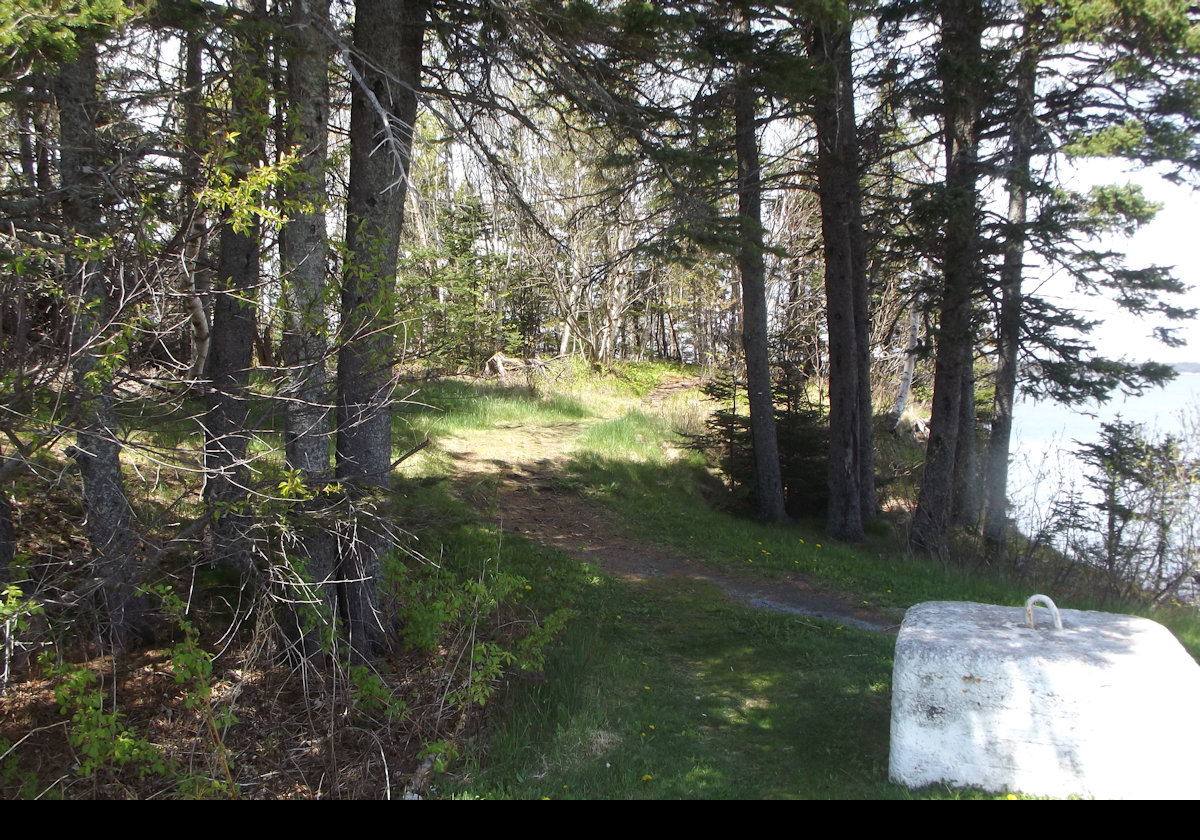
(642, 774, 653, 782)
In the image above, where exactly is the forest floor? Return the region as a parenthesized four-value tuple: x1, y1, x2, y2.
(437, 375, 893, 633)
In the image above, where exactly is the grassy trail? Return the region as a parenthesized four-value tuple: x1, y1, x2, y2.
(401, 368, 1198, 799)
(403, 373, 914, 799)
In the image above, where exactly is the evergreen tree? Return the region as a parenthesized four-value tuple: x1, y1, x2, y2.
(806, 5, 876, 539)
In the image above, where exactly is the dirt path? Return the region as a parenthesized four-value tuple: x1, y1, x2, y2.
(441, 379, 895, 633)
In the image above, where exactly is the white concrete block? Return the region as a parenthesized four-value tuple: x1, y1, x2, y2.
(889, 600, 1200, 798)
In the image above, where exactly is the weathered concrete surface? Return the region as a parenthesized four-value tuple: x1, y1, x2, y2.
(890, 600, 1200, 798)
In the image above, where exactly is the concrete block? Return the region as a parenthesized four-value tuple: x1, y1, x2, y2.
(889, 600, 1200, 798)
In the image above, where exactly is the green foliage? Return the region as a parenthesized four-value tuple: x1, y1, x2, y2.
(347, 664, 408, 722)
(1082, 183, 1161, 235)
(34, 587, 241, 797)
(1, 584, 43, 692)
(47, 656, 174, 782)
(0, 737, 42, 799)
(1, 584, 42, 644)
(694, 372, 829, 519)
(201, 145, 301, 234)
(383, 546, 574, 712)
(0, 0, 138, 65)
(418, 739, 459, 775)
(399, 192, 519, 368)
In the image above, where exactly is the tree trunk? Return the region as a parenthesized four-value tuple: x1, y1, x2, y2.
(279, 0, 336, 662)
(181, 31, 212, 383)
(889, 306, 920, 431)
(205, 0, 266, 576)
(56, 43, 146, 648)
(733, 37, 787, 522)
(0, 490, 12, 585)
(337, 0, 428, 658)
(984, 15, 1038, 548)
(808, 19, 874, 540)
(910, 0, 985, 555)
(282, 0, 332, 481)
(952, 355, 980, 525)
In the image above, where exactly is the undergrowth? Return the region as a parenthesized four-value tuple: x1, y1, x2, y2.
(3, 360, 1197, 799)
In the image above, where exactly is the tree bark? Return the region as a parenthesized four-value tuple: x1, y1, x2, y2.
(984, 14, 1038, 547)
(181, 31, 212, 383)
(337, 0, 428, 658)
(910, 0, 985, 555)
(278, 0, 336, 662)
(56, 43, 146, 648)
(808, 19, 874, 540)
(282, 0, 332, 481)
(952, 355, 980, 525)
(733, 36, 787, 522)
(0, 491, 12, 585)
(205, 0, 266, 576)
(889, 306, 920, 431)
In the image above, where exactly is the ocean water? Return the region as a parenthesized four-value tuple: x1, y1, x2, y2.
(1007, 373, 1200, 596)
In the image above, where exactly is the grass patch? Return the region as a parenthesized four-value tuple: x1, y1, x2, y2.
(564, 442, 1027, 616)
(399, 378, 592, 435)
(459, 573, 912, 799)
(443, 362, 1200, 797)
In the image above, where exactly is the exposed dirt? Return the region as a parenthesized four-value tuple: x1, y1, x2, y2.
(442, 378, 897, 633)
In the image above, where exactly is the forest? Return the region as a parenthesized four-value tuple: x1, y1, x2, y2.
(1, 0, 1199, 798)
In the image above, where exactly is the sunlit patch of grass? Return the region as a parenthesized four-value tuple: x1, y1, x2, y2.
(456, 575, 908, 799)
(575, 411, 672, 464)
(652, 389, 712, 438)
(398, 378, 591, 436)
(408, 362, 1200, 798)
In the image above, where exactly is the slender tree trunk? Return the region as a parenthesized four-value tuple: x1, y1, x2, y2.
(910, 0, 985, 555)
(808, 19, 874, 539)
(337, 0, 428, 658)
(56, 43, 145, 648)
(890, 306, 920, 430)
(181, 31, 212, 383)
(733, 39, 787, 522)
(0, 490, 12, 585)
(984, 15, 1038, 547)
(282, 0, 332, 481)
(279, 0, 336, 661)
(952, 357, 980, 525)
(205, 0, 266, 576)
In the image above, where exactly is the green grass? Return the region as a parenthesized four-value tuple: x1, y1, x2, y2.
(390, 360, 1200, 798)
(460, 575, 903, 799)
(564, 419, 1031, 617)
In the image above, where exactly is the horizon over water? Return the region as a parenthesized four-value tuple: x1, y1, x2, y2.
(1007, 372, 1200, 595)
